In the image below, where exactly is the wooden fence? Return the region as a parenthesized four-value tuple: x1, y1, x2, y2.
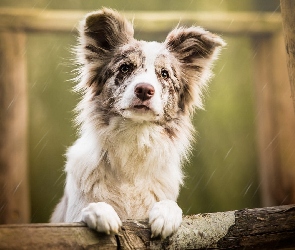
(0, 7, 295, 249)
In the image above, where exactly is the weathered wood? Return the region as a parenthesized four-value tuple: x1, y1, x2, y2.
(0, 32, 30, 223)
(0, 8, 282, 35)
(280, 0, 295, 112)
(0, 205, 294, 249)
(0, 223, 118, 249)
(253, 32, 295, 206)
(253, 36, 278, 206)
(270, 32, 295, 205)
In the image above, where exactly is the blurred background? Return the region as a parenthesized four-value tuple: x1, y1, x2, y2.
(2, 0, 294, 224)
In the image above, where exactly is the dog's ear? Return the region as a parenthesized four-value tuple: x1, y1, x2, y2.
(165, 26, 225, 113)
(79, 8, 134, 60)
(76, 8, 134, 92)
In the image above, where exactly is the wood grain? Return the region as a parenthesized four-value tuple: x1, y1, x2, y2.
(280, 0, 295, 112)
(0, 8, 282, 35)
(0, 205, 294, 249)
(0, 31, 30, 224)
(253, 33, 295, 206)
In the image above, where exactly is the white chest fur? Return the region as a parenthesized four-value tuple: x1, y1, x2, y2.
(65, 118, 185, 219)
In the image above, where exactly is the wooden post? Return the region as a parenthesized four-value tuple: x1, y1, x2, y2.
(253, 32, 295, 206)
(253, 35, 278, 206)
(280, 0, 295, 112)
(0, 31, 30, 223)
(271, 32, 295, 205)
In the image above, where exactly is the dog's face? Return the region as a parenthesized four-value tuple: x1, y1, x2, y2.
(97, 41, 183, 122)
(76, 8, 225, 124)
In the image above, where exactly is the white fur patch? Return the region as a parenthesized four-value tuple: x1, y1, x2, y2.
(82, 202, 122, 234)
(149, 200, 183, 239)
(115, 42, 168, 121)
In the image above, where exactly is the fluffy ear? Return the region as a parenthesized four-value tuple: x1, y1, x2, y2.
(165, 26, 225, 112)
(79, 8, 134, 61)
(76, 8, 134, 91)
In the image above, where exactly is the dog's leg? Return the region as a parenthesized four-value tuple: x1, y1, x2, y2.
(50, 195, 68, 222)
(82, 202, 122, 234)
(149, 200, 182, 239)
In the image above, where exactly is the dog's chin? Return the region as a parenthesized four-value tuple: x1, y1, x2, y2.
(119, 106, 161, 122)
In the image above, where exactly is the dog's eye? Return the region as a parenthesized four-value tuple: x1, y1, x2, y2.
(161, 69, 169, 79)
(119, 63, 132, 74)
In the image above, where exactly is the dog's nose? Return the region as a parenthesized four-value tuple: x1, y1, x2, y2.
(134, 83, 155, 101)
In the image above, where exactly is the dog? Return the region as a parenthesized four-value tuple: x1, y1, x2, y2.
(50, 8, 225, 239)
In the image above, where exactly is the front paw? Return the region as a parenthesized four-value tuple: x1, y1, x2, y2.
(149, 200, 182, 239)
(82, 202, 122, 234)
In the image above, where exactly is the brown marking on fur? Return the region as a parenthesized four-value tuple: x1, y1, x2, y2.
(78, 8, 135, 93)
(165, 27, 225, 114)
(154, 53, 186, 120)
(178, 92, 186, 112)
(165, 27, 224, 62)
(94, 68, 115, 95)
(152, 53, 184, 121)
(171, 67, 181, 92)
(113, 46, 145, 86)
(164, 126, 177, 139)
(115, 63, 135, 86)
(84, 44, 103, 61)
(84, 8, 134, 52)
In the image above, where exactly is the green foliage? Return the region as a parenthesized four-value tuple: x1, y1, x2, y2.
(179, 37, 260, 214)
(27, 34, 77, 222)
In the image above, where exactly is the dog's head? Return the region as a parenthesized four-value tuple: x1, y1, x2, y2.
(76, 8, 225, 124)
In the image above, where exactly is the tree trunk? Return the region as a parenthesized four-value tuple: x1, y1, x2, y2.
(280, 0, 295, 112)
(0, 31, 30, 223)
(0, 205, 294, 249)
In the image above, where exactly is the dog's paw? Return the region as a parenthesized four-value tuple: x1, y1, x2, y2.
(149, 200, 182, 239)
(82, 202, 122, 234)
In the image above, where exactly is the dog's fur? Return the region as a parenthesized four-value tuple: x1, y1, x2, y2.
(50, 8, 225, 238)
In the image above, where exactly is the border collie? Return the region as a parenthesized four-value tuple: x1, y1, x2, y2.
(50, 8, 225, 239)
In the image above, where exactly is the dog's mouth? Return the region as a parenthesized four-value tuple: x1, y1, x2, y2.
(133, 105, 150, 111)
(120, 104, 161, 121)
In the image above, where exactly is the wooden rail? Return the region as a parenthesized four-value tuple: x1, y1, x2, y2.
(0, 8, 282, 35)
(0, 205, 294, 249)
